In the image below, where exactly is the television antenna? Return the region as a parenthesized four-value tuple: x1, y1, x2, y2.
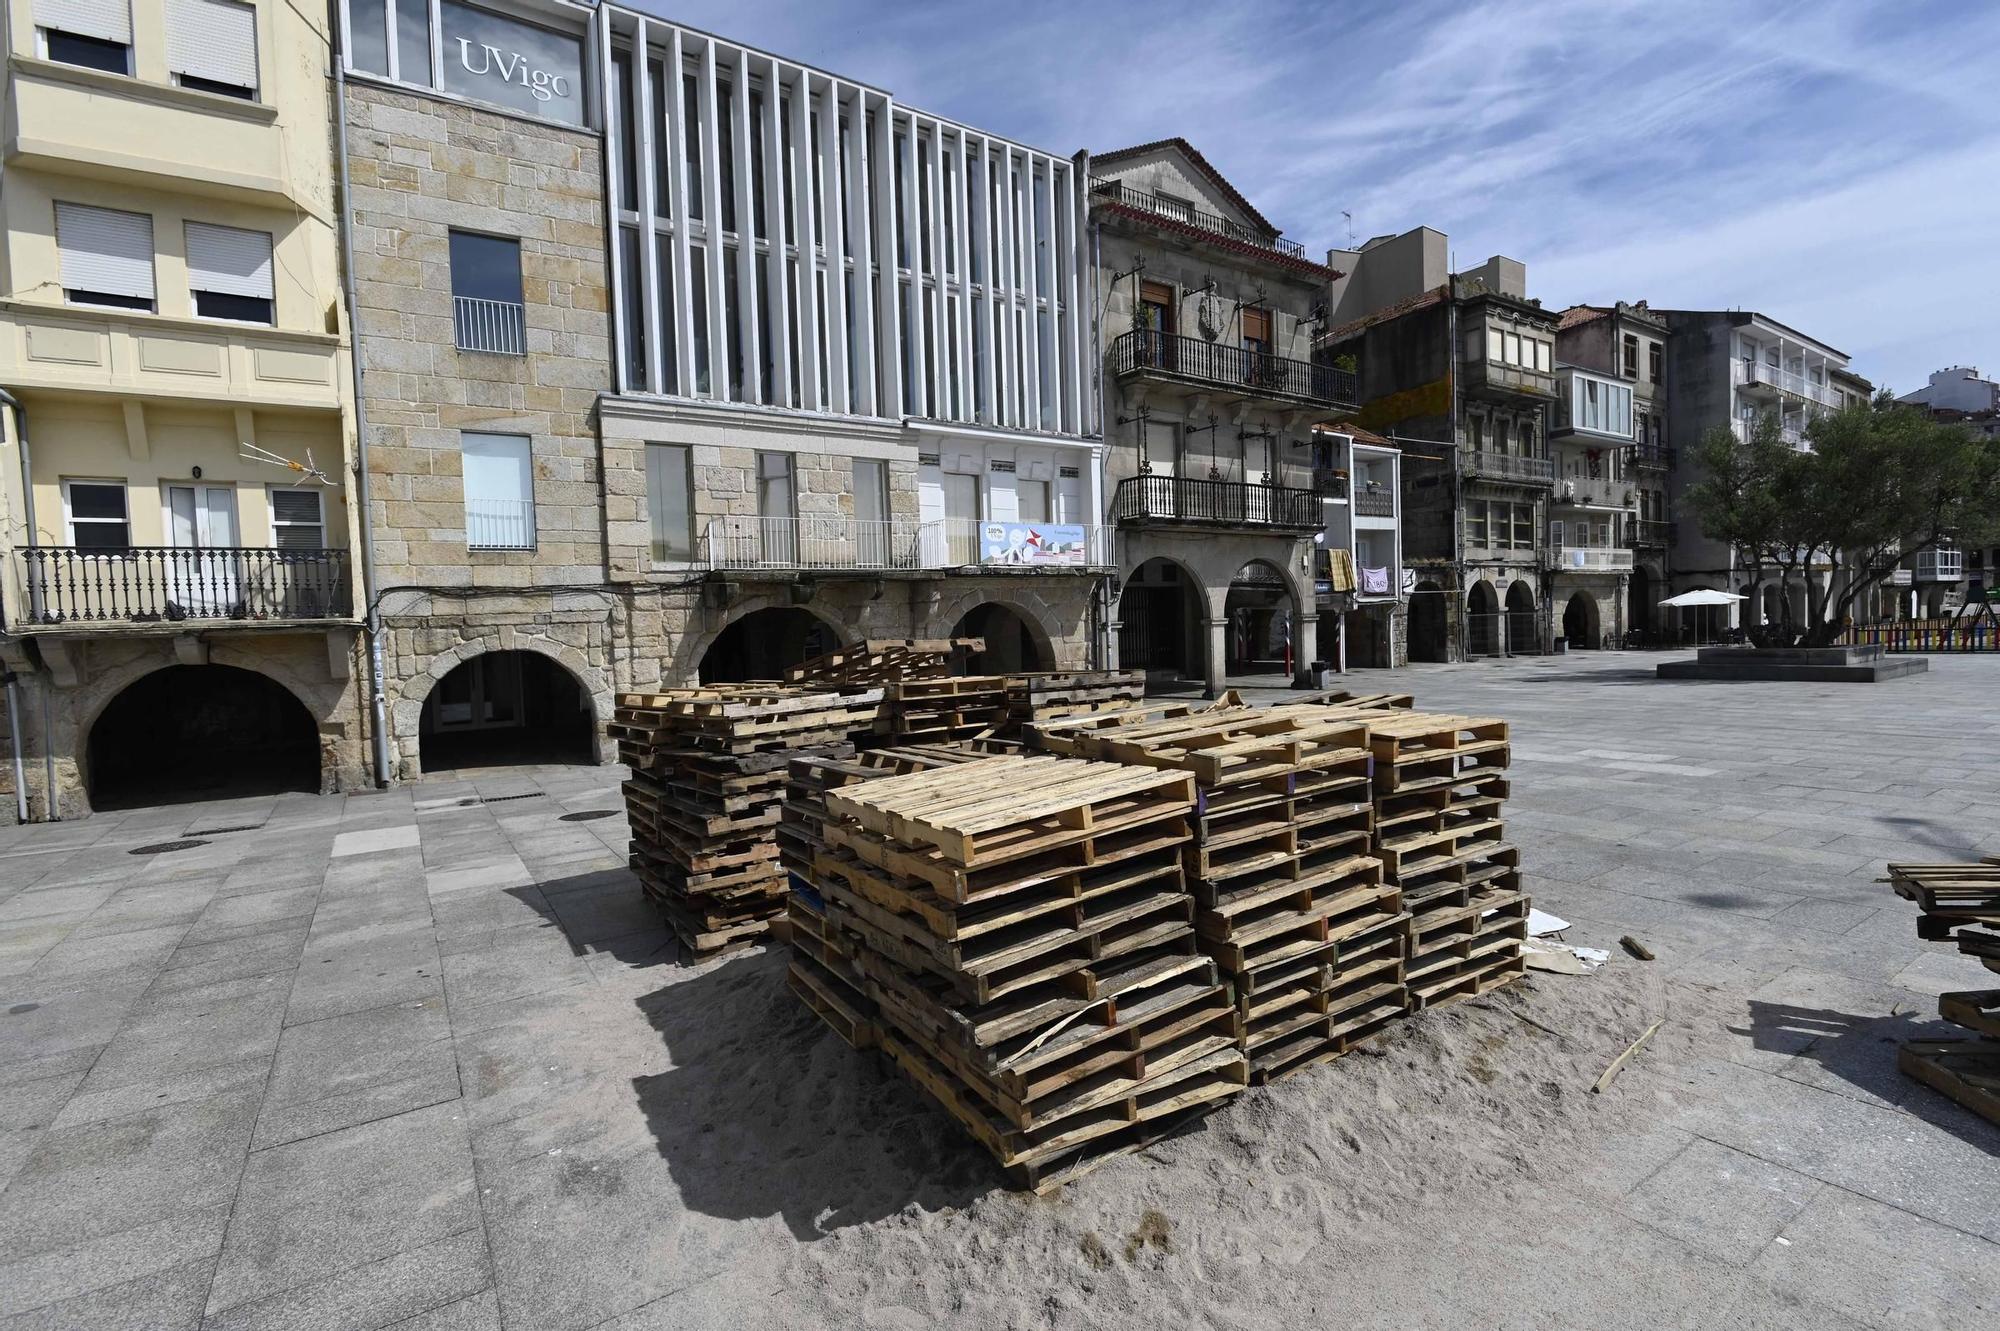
(240, 442, 334, 486)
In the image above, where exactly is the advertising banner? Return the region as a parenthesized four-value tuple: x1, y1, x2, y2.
(978, 522, 1089, 566)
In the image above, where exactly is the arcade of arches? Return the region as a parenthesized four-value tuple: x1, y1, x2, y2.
(1117, 556, 1309, 688)
(418, 650, 595, 773)
(86, 664, 321, 810)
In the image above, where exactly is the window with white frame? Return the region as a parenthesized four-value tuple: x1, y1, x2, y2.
(37, 0, 132, 75)
(56, 203, 154, 312)
(646, 442, 693, 561)
(65, 480, 131, 548)
(343, 0, 586, 125)
(461, 432, 535, 550)
(186, 221, 274, 323)
(269, 488, 326, 549)
(167, 0, 258, 99)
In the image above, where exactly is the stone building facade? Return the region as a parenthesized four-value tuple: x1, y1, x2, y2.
(1088, 139, 1357, 693)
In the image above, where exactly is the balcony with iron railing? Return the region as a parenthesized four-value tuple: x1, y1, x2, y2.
(1733, 359, 1842, 408)
(1351, 486, 1396, 518)
(1632, 445, 1676, 469)
(13, 547, 352, 627)
(699, 515, 1112, 572)
(1458, 451, 1555, 486)
(1112, 474, 1329, 534)
(1109, 330, 1358, 412)
(454, 296, 527, 355)
(1627, 518, 1673, 547)
(1089, 179, 1307, 261)
(1552, 475, 1634, 509)
(1547, 545, 1635, 573)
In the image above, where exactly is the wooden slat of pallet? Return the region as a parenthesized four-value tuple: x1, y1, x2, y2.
(822, 813, 1189, 905)
(1897, 1039, 2000, 1127)
(789, 954, 876, 1049)
(1937, 989, 2000, 1039)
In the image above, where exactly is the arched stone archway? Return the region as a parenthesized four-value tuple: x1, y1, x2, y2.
(86, 664, 320, 809)
(417, 649, 596, 773)
(1629, 565, 1656, 641)
(1409, 580, 1449, 663)
(698, 606, 842, 683)
(1224, 559, 1299, 676)
(1118, 556, 1203, 680)
(669, 596, 851, 686)
(1467, 581, 1500, 656)
(930, 585, 1065, 671)
(395, 634, 614, 777)
(1562, 591, 1601, 650)
(949, 604, 1051, 673)
(1504, 580, 1538, 655)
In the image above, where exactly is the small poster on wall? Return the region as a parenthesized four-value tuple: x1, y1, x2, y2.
(979, 523, 1089, 566)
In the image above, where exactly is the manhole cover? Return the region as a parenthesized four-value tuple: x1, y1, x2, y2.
(130, 839, 210, 856)
(559, 809, 619, 822)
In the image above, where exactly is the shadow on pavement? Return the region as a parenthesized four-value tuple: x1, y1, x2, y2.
(1738, 999, 2000, 1156)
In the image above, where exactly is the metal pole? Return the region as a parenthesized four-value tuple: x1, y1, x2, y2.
(39, 675, 56, 821)
(331, 20, 395, 788)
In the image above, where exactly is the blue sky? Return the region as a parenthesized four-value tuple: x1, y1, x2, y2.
(641, 0, 1999, 395)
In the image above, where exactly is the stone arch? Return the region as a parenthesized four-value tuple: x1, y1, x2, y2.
(1504, 579, 1538, 655)
(1224, 558, 1303, 675)
(1629, 564, 1658, 640)
(945, 603, 1056, 674)
(668, 594, 852, 686)
(929, 584, 1065, 670)
(1467, 580, 1500, 656)
(85, 663, 321, 809)
(1408, 580, 1449, 663)
(1562, 591, 1601, 649)
(395, 634, 613, 767)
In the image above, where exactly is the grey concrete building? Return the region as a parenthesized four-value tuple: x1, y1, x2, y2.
(1087, 139, 1357, 692)
(1320, 227, 1559, 662)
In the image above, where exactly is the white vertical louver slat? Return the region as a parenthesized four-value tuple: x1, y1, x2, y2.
(166, 0, 258, 93)
(186, 221, 274, 299)
(37, 0, 131, 42)
(55, 203, 155, 300)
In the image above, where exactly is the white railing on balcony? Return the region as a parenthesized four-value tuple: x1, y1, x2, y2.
(1916, 548, 1965, 582)
(700, 515, 1111, 571)
(466, 499, 536, 550)
(1551, 545, 1635, 573)
(1553, 475, 1633, 509)
(1733, 359, 1841, 408)
(454, 296, 527, 355)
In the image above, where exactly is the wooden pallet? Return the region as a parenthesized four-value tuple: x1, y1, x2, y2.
(1898, 1040, 2000, 1127)
(783, 637, 983, 686)
(1885, 862, 2000, 940)
(1037, 706, 1371, 787)
(1937, 989, 2000, 1039)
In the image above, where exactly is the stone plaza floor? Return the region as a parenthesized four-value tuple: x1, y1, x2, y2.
(0, 651, 1996, 1329)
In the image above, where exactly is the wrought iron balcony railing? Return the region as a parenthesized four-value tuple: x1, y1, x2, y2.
(1089, 179, 1307, 260)
(1458, 451, 1555, 485)
(1109, 330, 1358, 411)
(1352, 487, 1396, 517)
(1632, 445, 1675, 469)
(454, 296, 527, 355)
(1111, 474, 1326, 532)
(1627, 519, 1673, 547)
(16, 546, 352, 625)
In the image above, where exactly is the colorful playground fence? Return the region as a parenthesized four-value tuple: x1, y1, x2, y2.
(1840, 617, 2000, 653)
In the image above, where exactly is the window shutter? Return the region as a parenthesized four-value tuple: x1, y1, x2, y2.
(37, 0, 130, 42)
(186, 221, 273, 299)
(270, 489, 324, 549)
(56, 203, 154, 300)
(167, 0, 258, 91)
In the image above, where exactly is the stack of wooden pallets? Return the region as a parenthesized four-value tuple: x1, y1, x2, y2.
(783, 637, 981, 686)
(874, 676, 1011, 743)
(1283, 704, 1525, 1010)
(1033, 703, 1403, 1083)
(1886, 859, 2000, 1126)
(997, 670, 1147, 733)
(798, 754, 1247, 1189)
(611, 686, 881, 955)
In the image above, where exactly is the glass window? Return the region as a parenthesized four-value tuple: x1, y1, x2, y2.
(55, 202, 155, 312)
(646, 443, 693, 560)
(1536, 339, 1551, 373)
(394, 0, 432, 88)
(1018, 478, 1050, 523)
(461, 433, 535, 549)
(45, 32, 131, 75)
(41, 0, 134, 74)
(450, 231, 524, 354)
(66, 481, 130, 548)
(756, 451, 794, 519)
(1466, 503, 1487, 546)
(346, 0, 389, 76)
(186, 221, 274, 323)
(436, 1, 584, 124)
(1513, 504, 1534, 548)
(270, 488, 326, 549)
(168, 0, 258, 98)
(1503, 331, 1520, 366)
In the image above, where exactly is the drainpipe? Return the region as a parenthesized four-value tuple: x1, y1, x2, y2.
(331, 25, 395, 788)
(38, 672, 56, 821)
(1, 387, 43, 822)
(0, 389, 37, 560)
(4, 672, 25, 824)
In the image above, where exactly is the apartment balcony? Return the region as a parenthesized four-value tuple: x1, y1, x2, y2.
(0, 300, 342, 410)
(1458, 451, 1555, 486)
(6, 57, 295, 209)
(1915, 548, 1965, 582)
(1552, 476, 1635, 510)
(454, 298, 527, 356)
(700, 515, 1112, 573)
(1460, 355, 1558, 402)
(13, 547, 352, 628)
(1112, 475, 1327, 534)
(1089, 179, 1307, 262)
(1352, 487, 1397, 518)
(1547, 545, 1635, 574)
(1733, 359, 1842, 409)
(1632, 445, 1675, 470)
(1627, 519, 1673, 548)
(1108, 330, 1358, 413)
(1886, 568, 1914, 587)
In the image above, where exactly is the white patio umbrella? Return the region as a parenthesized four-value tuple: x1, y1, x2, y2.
(1659, 589, 1746, 644)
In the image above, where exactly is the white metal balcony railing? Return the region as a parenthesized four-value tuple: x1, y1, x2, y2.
(700, 515, 1112, 571)
(1733, 359, 1841, 408)
(1915, 548, 1965, 582)
(466, 499, 536, 550)
(454, 296, 527, 355)
(1887, 568, 1914, 587)
(1553, 475, 1633, 509)
(1551, 545, 1635, 573)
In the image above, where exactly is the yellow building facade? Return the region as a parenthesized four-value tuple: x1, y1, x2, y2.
(0, 0, 369, 817)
